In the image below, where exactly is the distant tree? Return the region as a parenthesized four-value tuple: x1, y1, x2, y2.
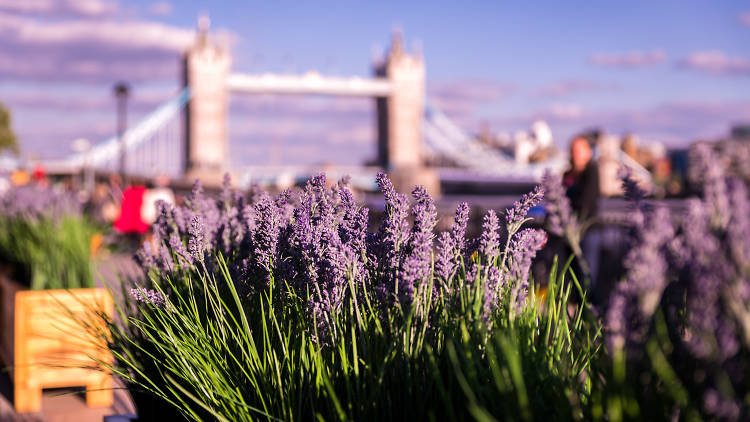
(0, 101, 18, 154)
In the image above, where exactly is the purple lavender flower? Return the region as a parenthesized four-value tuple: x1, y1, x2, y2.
(690, 143, 730, 229)
(703, 389, 740, 422)
(375, 172, 410, 254)
(248, 192, 284, 285)
(152, 200, 172, 242)
(479, 209, 501, 262)
(0, 185, 80, 221)
(507, 228, 547, 307)
(135, 241, 159, 270)
(451, 202, 470, 255)
(435, 231, 456, 283)
(373, 172, 410, 299)
(606, 281, 638, 353)
(483, 265, 503, 322)
(679, 201, 735, 360)
(626, 206, 674, 315)
(542, 170, 578, 237)
(618, 166, 647, 205)
(505, 185, 544, 228)
(399, 186, 437, 304)
(168, 231, 193, 268)
(606, 205, 674, 354)
(433, 202, 472, 291)
(129, 288, 167, 307)
(219, 173, 233, 210)
(727, 178, 750, 268)
(338, 186, 368, 256)
(187, 215, 207, 263)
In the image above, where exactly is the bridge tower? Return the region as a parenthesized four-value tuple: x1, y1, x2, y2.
(183, 17, 230, 182)
(375, 31, 439, 195)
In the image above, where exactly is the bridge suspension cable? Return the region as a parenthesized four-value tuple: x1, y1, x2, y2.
(62, 87, 191, 178)
(423, 102, 567, 180)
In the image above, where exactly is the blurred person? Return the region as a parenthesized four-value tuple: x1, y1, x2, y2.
(114, 184, 149, 250)
(563, 136, 601, 288)
(141, 174, 175, 225)
(87, 182, 117, 224)
(108, 173, 124, 201)
(564, 137, 599, 220)
(32, 164, 49, 188)
(651, 157, 672, 199)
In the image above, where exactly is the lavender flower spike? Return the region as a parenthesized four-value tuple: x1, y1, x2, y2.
(435, 231, 456, 283)
(130, 288, 167, 308)
(541, 170, 577, 237)
(618, 166, 647, 204)
(451, 202, 470, 254)
(479, 209, 501, 262)
(399, 185, 438, 304)
(505, 185, 544, 232)
(507, 228, 547, 307)
(187, 215, 207, 263)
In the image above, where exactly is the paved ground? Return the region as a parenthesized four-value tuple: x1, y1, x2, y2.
(0, 253, 139, 421)
(0, 373, 136, 422)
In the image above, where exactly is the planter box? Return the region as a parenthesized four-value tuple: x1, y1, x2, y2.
(0, 271, 21, 369)
(0, 273, 113, 413)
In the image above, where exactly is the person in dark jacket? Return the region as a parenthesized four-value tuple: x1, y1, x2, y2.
(563, 136, 599, 221)
(563, 136, 601, 288)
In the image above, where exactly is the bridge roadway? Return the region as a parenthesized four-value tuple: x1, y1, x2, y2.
(227, 73, 393, 97)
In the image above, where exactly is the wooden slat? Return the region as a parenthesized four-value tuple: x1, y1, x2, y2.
(14, 288, 113, 413)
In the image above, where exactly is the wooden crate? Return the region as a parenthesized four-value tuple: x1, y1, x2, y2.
(9, 285, 114, 413)
(0, 273, 22, 370)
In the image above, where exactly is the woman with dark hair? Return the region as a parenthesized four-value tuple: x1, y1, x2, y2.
(563, 136, 602, 292)
(563, 136, 599, 221)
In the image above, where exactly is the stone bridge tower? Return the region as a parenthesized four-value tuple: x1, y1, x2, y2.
(183, 17, 230, 183)
(375, 31, 438, 195)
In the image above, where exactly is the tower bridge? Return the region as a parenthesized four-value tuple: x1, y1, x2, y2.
(53, 20, 570, 193)
(184, 22, 432, 190)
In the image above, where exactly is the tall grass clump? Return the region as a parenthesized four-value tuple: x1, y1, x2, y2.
(0, 184, 94, 289)
(97, 174, 601, 421)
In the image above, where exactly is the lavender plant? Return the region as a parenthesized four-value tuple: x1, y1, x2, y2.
(0, 185, 94, 289)
(601, 154, 750, 421)
(542, 171, 591, 279)
(97, 172, 601, 421)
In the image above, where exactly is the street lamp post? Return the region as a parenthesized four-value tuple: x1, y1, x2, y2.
(114, 82, 130, 185)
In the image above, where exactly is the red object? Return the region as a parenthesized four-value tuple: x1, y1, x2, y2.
(32, 165, 46, 181)
(114, 185, 149, 234)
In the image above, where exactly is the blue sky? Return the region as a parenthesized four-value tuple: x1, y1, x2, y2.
(1, 0, 749, 166)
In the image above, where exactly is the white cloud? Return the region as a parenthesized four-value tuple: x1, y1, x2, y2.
(0, 11, 193, 52)
(0, 8, 198, 82)
(429, 79, 515, 104)
(0, 0, 117, 16)
(678, 50, 750, 76)
(428, 78, 516, 129)
(589, 49, 666, 68)
(546, 103, 583, 120)
(147, 1, 172, 17)
(534, 79, 618, 97)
